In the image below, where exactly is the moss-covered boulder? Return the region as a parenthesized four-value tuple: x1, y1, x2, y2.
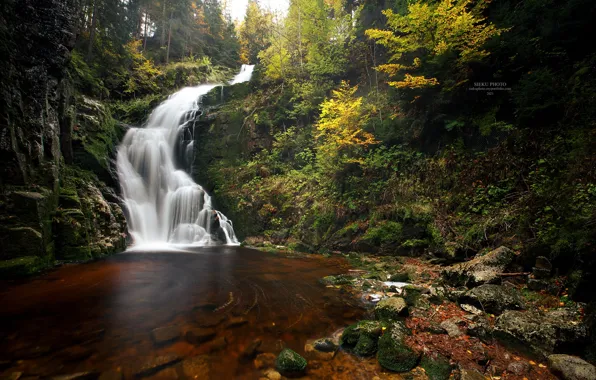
(0, 256, 49, 278)
(376, 321, 419, 372)
(341, 320, 384, 357)
(420, 354, 452, 380)
(375, 297, 408, 321)
(320, 274, 354, 286)
(275, 348, 307, 374)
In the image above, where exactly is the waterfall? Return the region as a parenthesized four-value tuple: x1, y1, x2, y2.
(116, 65, 254, 249)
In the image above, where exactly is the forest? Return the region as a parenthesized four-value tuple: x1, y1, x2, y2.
(1, 0, 596, 378)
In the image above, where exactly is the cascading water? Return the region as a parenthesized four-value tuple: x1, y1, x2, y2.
(117, 65, 254, 249)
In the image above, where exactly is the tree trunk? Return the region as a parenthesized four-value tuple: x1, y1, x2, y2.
(166, 11, 172, 64)
(143, 9, 148, 51)
(160, 1, 166, 47)
(86, 0, 97, 60)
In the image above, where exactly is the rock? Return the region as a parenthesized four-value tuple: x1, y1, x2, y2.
(459, 368, 488, 380)
(548, 354, 596, 380)
(423, 323, 448, 335)
(441, 246, 515, 287)
(507, 361, 530, 375)
(459, 284, 525, 315)
(466, 315, 493, 343)
(495, 309, 588, 358)
(206, 337, 227, 352)
(374, 297, 408, 321)
(440, 319, 463, 337)
(340, 320, 384, 354)
(533, 267, 551, 279)
(304, 340, 335, 361)
(389, 272, 410, 282)
(319, 274, 353, 286)
(1, 373, 23, 380)
(51, 373, 98, 380)
(263, 369, 281, 380)
(241, 339, 262, 359)
(254, 353, 276, 370)
(58, 345, 93, 362)
(180, 356, 210, 379)
(376, 322, 419, 373)
(420, 354, 452, 380)
(275, 348, 307, 374)
(461, 303, 483, 315)
(313, 338, 338, 353)
(528, 278, 549, 291)
(98, 370, 123, 380)
(150, 326, 180, 345)
(225, 317, 248, 328)
(133, 354, 181, 377)
(535, 256, 552, 270)
(185, 328, 216, 345)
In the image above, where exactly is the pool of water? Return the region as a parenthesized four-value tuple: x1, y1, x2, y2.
(0, 247, 372, 379)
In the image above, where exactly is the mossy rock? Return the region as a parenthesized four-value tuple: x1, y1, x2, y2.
(354, 334, 378, 357)
(341, 320, 384, 356)
(403, 286, 423, 306)
(0, 256, 48, 278)
(275, 348, 307, 374)
(420, 354, 452, 380)
(389, 272, 410, 282)
(320, 274, 353, 286)
(375, 297, 408, 321)
(377, 328, 419, 372)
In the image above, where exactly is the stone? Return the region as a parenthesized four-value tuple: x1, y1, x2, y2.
(254, 353, 276, 370)
(548, 354, 596, 380)
(263, 369, 281, 380)
(340, 320, 383, 349)
(133, 354, 181, 377)
(440, 319, 463, 337)
(185, 328, 216, 345)
(535, 256, 552, 270)
(58, 345, 93, 362)
(420, 354, 452, 380)
(180, 356, 210, 379)
(206, 337, 227, 352)
(459, 368, 488, 380)
(241, 339, 262, 359)
(528, 278, 549, 291)
(495, 309, 588, 358)
(151, 326, 180, 345)
(507, 361, 530, 375)
(313, 338, 338, 353)
(533, 267, 551, 279)
(466, 315, 493, 343)
(1, 373, 23, 380)
(441, 246, 515, 287)
(51, 373, 99, 380)
(98, 370, 123, 380)
(225, 317, 248, 328)
(275, 348, 307, 374)
(304, 339, 336, 361)
(459, 284, 525, 315)
(376, 322, 419, 373)
(461, 303, 483, 315)
(374, 297, 408, 321)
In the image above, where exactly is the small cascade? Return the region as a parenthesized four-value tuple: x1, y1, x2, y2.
(116, 66, 253, 248)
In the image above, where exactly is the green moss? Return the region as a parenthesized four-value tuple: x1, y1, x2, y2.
(320, 274, 353, 285)
(354, 334, 378, 357)
(389, 272, 410, 282)
(362, 221, 403, 246)
(275, 348, 307, 373)
(340, 320, 384, 348)
(420, 354, 451, 380)
(376, 330, 419, 373)
(375, 297, 408, 321)
(0, 256, 48, 278)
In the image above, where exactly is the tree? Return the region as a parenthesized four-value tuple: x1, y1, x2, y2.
(239, 0, 272, 64)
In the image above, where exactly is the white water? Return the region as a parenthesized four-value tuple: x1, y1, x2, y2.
(117, 65, 254, 249)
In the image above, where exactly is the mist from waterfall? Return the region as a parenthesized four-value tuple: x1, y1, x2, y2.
(116, 65, 254, 249)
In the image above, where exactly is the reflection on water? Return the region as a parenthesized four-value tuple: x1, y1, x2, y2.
(0, 247, 368, 378)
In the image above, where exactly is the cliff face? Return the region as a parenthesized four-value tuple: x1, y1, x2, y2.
(0, 0, 126, 277)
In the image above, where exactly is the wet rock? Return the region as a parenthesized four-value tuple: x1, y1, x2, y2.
(340, 320, 383, 354)
(1, 373, 23, 380)
(423, 323, 448, 335)
(533, 267, 551, 279)
(461, 303, 483, 315)
(11, 345, 53, 359)
(206, 337, 227, 352)
(58, 346, 93, 362)
(376, 322, 419, 373)
(185, 328, 216, 345)
(459, 368, 488, 380)
(241, 338, 262, 359)
(528, 278, 549, 291)
(319, 274, 354, 286)
(507, 361, 530, 375)
(133, 354, 181, 377)
(304, 340, 335, 361)
(535, 256, 552, 270)
(180, 356, 210, 379)
(548, 354, 596, 380)
(275, 348, 307, 374)
(441, 246, 515, 287)
(150, 326, 180, 345)
(459, 284, 525, 315)
(149, 367, 179, 379)
(196, 313, 225, 327)
(225, 317, 248, 328)
(440, 319, 463, 337)
(495, 309, 588, 357)
(374, 297, 408, 321)
(389, 272, 410, 282)
(98, 370, 123, 380)
(51, 372, 99, 380)
(466, 315, 493, 343)
(254, 353, 276, 370)
(313, 338, 338, 353)
(263, 369, 281, 380)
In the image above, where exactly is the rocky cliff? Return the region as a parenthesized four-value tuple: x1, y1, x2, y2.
(0, 0, 126, 277)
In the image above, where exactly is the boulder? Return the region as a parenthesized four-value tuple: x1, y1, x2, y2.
(376, 321, 419, 372)
(548, 354, 596, 380)
(420, 354, 452, 380)
(304, 339, 335, 360)
(459, 368, 488, 380)
(150, 326, 180, 345)
(374, 297, 408, 321)
(185, 327, 216, 345)
(459, 284, 525, 315)
(441, 246, 515, 287)
(440, 319, 463, 337)
(340, 320, 384, 356)
(275, 348, 307, 374)
(495, 309, 588, 358)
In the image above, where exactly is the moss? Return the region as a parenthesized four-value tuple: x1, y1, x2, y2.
(375, 297, 409, 321)
(420, 354, 451, 380)
(0, 256, 48, 278)
(403, 286, 423, 306)
(376, 330, 419, 373)
(362, 220, 403, 246)
(389, 272, 410, 282)
(341, 320, 384, 349)
(275, 348, 307, 374)
(111, 94, 165, 125)
(320, 274, 353, 285)
(354, 334, 378, 357)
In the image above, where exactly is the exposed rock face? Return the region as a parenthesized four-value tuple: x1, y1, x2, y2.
(495, 308, 589, 358)
(441, 246, 515, 287)
(548, 354, 596, 380)
(459, 284, 525, 315)
(0, 0, 126, 273)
